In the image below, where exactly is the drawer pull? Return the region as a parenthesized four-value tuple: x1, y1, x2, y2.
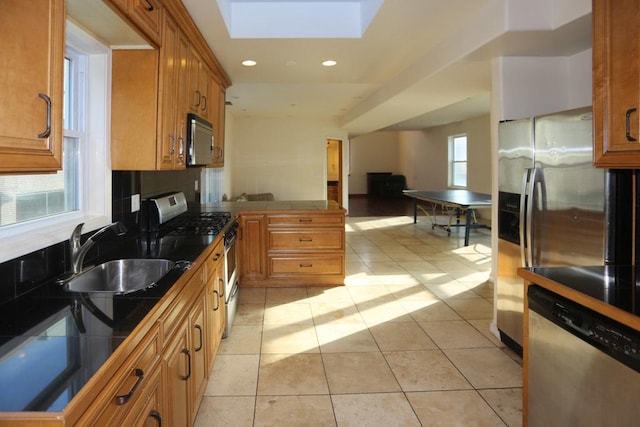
(213, 290, 220, 310)
(115, 368, 144, 405)
(181, 348, 191, 380)
(299, 238, 313, 242)
(300, 263, 313, 268)
(37, 93, 51, 139)
(143, 0, 155, 12)
(194, 324, 203, 352)
(150, 410, 162, 426)
(626, 108, 638, 142)
(213, 253, 222, 261)
(219, 278, 225, 297)
(299, 218, 313, 223)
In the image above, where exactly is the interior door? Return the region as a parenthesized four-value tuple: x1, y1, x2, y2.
(326, 139, 342, 205)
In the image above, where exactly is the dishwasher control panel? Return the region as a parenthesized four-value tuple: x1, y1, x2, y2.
(528, 285, 640, 373)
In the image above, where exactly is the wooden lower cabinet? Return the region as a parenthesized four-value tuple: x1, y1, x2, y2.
(239, 209, 346, 287)
(206, 240, 226, 371)
(164, 324, 190, 427)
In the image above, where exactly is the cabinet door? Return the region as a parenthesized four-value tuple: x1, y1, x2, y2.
(121, 367, 164, 427)
(164, 325, 191, 427)
(190, 294, 208, 420)
(206, 245, 224, 371)
(210, 79, 225, 167)
(0, 0, 64, 172)
(593, 0, 640, 167)
(158, 14, 187, 170)
(239, 214, 267, 282)
(130, 0, 163, 45)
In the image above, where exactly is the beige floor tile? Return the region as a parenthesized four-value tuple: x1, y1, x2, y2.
(419, 320, 496, 349)
(306, 286, 354, 304)
(254, 395, 336, 427)
(315, 323, 379, 353)
(383, 350, 472, 391)
(265, 287, 308, 304)
(364, 261, 407, 274)
(368, 321, 437, 351)
(426, 280, 479, 299)
(358, 252, 392, 262)
(406, 390, 506, 426)
(444, 348, 523, 389)
(195, 396, 255, 427)
(205, 354, 259, 396)
(411, 271, 457, 285)
(218, 324, 263, 354)
(357, 299, 415, 324)
(479, 388, 523, 427)
(257, 353, 329, 395)
(234, 302, 265, 325)
(331, 393, 421, 427)
(322, 352, 401, 393)
(347, 285, 395, 304)
(263, 302, 314, 325)
(401, 299, 462, 322)
(261, 322, 319, 354)
(445, 297, 494, 320)
(238, 287, 266, 304)
(310, 301, 365, 325)
(468, 319, 505, 347)
(385, 283, 439, 301)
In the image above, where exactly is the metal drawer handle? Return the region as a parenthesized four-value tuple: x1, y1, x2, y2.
(300, 263, 313, 268)
(181, 348, 191, 380)
(213, 289, 220, 310)
(194, 90, 201, 107)
(299, 238, 313, 242)
(150, 410, 162, 426)
(219, 278, 224, 297)
(202, 95, 207, 112)
(143, 0, 154, 12)
(37, 93, 51, 138)
(299, 218, 313, 223)
(115, 368, 144, 405)
(194, 324, 203, 352)
(213, 253, 222, 261)
(626, 108, 638, 142)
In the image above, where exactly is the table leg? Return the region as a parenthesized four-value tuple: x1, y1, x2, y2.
(464, 208, 472, 246)
(413, 198, 417, 224)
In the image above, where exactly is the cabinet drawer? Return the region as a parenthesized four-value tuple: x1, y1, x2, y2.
(269, 230, 344, 251)
(78, 326, 161, 426)
(269, 255, 344, 276)
(268, 214, 344, 227)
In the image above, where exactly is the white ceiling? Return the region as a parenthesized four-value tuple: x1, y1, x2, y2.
(72, 0, 593, 137)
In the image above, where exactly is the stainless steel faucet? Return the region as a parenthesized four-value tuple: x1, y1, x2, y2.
(70, 222, 127, 274)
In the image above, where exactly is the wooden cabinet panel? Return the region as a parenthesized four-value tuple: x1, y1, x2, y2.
(76, 325, 161, 426)
(0, 0, 64, 173)
(239, 214, 267, 281)
(164, 325, 190, 427)
(130, 0, 163, 44)
(269, 255, 345, 276)
(269, 230, 344, 251)
(593, 0, 640, 167)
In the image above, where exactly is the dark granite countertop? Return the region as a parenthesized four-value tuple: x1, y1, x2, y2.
(196, 199, 344, 216)
(0, 232, 216, 413)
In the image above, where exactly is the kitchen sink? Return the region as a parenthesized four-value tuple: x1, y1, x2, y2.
(62, 259, 175, 295)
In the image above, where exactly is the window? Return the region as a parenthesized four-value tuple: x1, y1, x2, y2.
(0, 21, 111, 264)
(449, 134, 467, 188)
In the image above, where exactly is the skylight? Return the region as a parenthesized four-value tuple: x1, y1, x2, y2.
(216, 0, 384, 38)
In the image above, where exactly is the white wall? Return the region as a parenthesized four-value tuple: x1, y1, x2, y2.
(399, 115, 491, 194)
(228, 115, 349, 202)
(348, 131, 400, 194)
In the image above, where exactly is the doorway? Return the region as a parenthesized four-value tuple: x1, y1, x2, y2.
(326, 139, 342, 205)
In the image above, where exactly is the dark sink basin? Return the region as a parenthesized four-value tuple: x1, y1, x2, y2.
(63, 259, 175, 295)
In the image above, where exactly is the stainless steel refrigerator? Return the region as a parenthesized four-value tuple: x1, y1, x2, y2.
(496, 106, 632, 350)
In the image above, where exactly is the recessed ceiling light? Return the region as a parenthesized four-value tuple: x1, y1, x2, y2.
(322, 60, 337, 67)
(242, 60, 257, 67)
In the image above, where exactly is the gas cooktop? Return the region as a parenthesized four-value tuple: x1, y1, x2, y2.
(165, 212, 232, 236)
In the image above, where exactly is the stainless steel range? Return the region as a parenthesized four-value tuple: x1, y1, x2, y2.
(142, 192, 238, 338)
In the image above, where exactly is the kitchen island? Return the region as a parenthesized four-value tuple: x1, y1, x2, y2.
(200, 200, 347, 288)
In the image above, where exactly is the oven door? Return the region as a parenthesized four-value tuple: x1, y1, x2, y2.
(223, 223, 239, 337)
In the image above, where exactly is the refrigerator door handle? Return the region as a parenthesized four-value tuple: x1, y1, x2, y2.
(520, 168, 536, 268)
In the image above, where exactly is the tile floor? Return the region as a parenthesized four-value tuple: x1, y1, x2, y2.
(195, 216, 523, 426)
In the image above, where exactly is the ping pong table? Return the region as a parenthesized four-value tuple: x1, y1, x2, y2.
(403, 190, 492, 246)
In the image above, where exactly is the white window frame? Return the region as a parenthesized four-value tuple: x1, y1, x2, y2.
(449, 133, 468, 188)
(0, 21, 112, 264)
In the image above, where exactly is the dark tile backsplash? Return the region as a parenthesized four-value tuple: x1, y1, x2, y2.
(0, 169, 202, 304)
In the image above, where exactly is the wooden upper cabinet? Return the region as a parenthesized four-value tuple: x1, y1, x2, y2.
(188, 48, 210, 120)
(210, 79, 226, 167)
(0, 0, 64, 173)
(106, 0, 163, 46)
(593, 0, 640, 167)
(157, 13, 188, 170)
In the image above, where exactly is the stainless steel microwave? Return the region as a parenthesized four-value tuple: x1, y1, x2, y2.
(186, 113, 213, 166)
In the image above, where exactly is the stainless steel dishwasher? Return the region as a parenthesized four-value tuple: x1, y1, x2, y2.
(527, 285, 640, 426)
